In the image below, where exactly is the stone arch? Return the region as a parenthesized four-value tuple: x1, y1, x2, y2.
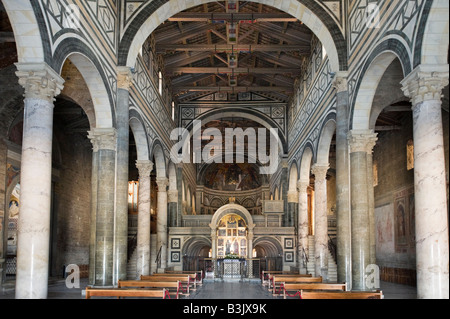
(415, 0, 449, 66)
(2, 1, 45, 63)
(210, 204, 255, 230)
(151, 140, 166, 178)
(350, 40, 411, 131)
(288, 161, 299, 192)
(253, 237, 283, 258)
(182, 236, 212, 257)
(129, 111, 150, 161)
(316, 119, 336, 165)
(299, 145, 314, 182)
(58, 52, 114, 129)
(120, 0, 344, 72)
(168, 161, 177, 191)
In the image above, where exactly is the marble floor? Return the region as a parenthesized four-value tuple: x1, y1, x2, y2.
(0, 277, 417, 300)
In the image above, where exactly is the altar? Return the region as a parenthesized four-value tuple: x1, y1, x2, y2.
(223, 259, 242, 278)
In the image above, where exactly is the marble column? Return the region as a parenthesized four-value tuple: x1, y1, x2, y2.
(88, 128, 117, 287)
(366, 149, 376, 265)
(287, 190, 298, 230)
(135, 160, 153, 278)
(333, 73, 352, 286)
(14, 63, 64, 299)
(88, 135, 99, 285)
(311, 164, 329, 281)
(348, 130, 377, 291)
(156, 177, 169, 272)
(401, 65, 449, 299)
(113, 67, 133, 283)
(297, 179, 310, 274)
(168, 190, 178, 226)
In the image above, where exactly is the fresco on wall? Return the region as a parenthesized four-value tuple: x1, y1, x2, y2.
(203, 163, 261, 191)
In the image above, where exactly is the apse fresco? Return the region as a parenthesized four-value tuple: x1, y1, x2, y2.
(204, 163, 261, 191)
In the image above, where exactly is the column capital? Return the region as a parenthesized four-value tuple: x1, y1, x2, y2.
(88, 128, 116, 152)
(287, 190, 298, 203)
(347, 130, 378, 154)
(167, 190, 178, 203)
(136, 160, 154, 177)
(15, 62, 64, 103)
(117, 66, 134, 90)
(401, 64, 449, 106)
(156, 177, 169, 191)
(311, 163, 329, 181)
(332, 71, 349, 93)
(297, 179, 310, 192)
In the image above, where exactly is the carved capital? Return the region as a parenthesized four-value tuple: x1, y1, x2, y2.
(167, 190, 179, 203)
(311, 164, 329, 181)
(401, 64, 449, 106)
(156, 177, 169, 192)
(332, 72, 348, 93)
(347, 130, 378, 154)
(88, 128, 116, 152)
(117, 66, 134, 90)
(136, 160, 154, 177)
(297, 180, 310, 192)
(15, 63, 64, 103)
(287, 191, 298, 203)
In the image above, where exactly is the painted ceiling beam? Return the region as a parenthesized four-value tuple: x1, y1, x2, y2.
(166, 67, 301, 75)
(172, 86, 293, 92)
(167, 12, 298, 22)
(156, 44, 309, 53)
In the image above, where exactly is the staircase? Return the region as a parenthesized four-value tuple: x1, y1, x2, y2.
(127, 247, 138, 279)
(306, 235, 338, 283)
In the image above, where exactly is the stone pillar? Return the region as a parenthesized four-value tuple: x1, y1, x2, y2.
(401, 65, 449, 299)
(333, 73, 352, 286)
(348, 130, 377, 291)
(113, 67, 133, 283)
(287, 190, 298, 230)
(168, 189, 178, 227)
(88, 128, 117, 287)
(135, 160, 153, 278)
(156, 177, 169, 272)
(297, 179, 310, 274)
(14, 63, 64, 299)
(311, 164, 329, 281)
(366, 149, 376, 265)
(88, 137, 99, 285)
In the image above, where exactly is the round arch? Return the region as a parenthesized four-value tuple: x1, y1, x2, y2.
(415, 0, 449, 67)
(182, 236, 212, 257)
(350, 40, 411, 131)
(120, 0, 344, 72)
(129, 113, 150, 161)
(151, 141, 167, 178)
(316, 119, 336, 165)
(299, 145, 314, 183)
(59, 52, 114, 129)
(288, 161, 299, 192)
(253, 237, 283, 258)
(210, 204, 255, 230)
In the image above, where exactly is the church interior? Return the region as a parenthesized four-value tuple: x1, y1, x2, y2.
(0, 0, 448, 300)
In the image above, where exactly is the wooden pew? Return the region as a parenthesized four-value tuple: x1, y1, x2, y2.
(261, 270, 301, 285)
(271, 275, 322, 294)
(140, 275, 194, 294)
(265, 273, 312, 289)
(117, 280, 183, 299)
(300, 290, 384, 299)
(277, 282, 347, 299)
(165, 270, 203, 285)
(152, 272, 201, 286)
(85, 287, 168, 299)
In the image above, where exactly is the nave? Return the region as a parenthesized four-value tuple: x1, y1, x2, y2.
(0, 277, 416, 300)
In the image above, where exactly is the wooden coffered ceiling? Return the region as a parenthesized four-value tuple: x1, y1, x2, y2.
(152, 1, 313, 103)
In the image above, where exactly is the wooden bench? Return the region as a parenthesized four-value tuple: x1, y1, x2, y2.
(277, 282, 347, 299)
(261, 271, 301, 285)
(85, 287, 168, 299)
(271, 276, 322, 294)
(300, 290, 384, 299)
(165, 270, 203, 285)
(140, 275, 195, 294)
(117, 280, 184, 299)
(265, 273, 312, 288)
